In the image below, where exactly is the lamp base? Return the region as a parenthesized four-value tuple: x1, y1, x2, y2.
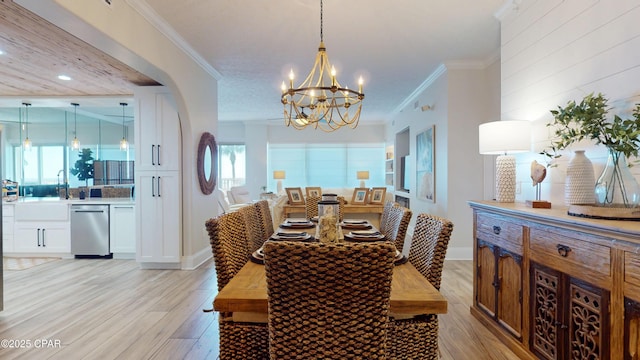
(359, 180, 366, 188)
(495, 155, 516, 202)
(526, 200, 552, 209)
(277, 180, 283, 194)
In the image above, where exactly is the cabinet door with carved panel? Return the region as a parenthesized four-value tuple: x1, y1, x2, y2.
(531, 262, 609, 360)
(497, 249, 523, 339)
(477, 241, 497, 318)
(476, 240, 523, 339)
(625, 298, 640, 360)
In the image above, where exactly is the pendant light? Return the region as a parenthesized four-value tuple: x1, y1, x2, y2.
(71, 102, 80, 150)
(119, 102, 128, 150)
(22, 102, 32, 150)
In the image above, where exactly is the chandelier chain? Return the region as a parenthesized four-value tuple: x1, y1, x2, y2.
(320, 0, 323, 43)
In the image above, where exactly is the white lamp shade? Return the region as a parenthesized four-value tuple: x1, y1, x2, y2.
(273, 170, 286, 180)
(479, 120, 532, 155)
(356, 171, 369, 180)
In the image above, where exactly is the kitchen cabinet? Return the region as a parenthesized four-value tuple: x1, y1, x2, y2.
(109, 204, 135, 255)
(2, 204, 14, 253)
(470, 201, 638, 360)
(12, 202, 70, 254)
(135, 87, 181, 266)
(135, 87, 180, 172)
(13, 221, 70, 253)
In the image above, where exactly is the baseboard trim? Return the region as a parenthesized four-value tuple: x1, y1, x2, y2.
(445, 246, 472, 260)
(181, 247, 212, 270)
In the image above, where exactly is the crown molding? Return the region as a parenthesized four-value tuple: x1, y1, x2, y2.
(128, 0, 223, 80)
(390, 64, 447, 117)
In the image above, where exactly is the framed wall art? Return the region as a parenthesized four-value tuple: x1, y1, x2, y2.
(369, 187, 387, 205)
(305, 187, 322, 198)
(416, 125, 435, 202)
(351, 188, 369, 205)
(286, 187, 305, 205)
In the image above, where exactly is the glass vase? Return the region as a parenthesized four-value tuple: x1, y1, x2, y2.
(594, 150, 640, 208)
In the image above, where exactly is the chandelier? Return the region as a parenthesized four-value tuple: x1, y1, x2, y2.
(280, 0, 364, 132)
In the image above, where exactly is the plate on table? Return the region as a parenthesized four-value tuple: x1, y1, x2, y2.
(281, 222, 315, 229)
(282, 218, 315, 228)
(269, 232, 314, 242)
(344, 230, 385, 242)
(343, 219, 368, 224)
(394, 250, 408, 265)
(340, 221, 372, 230)
(250, 247, 265, 264)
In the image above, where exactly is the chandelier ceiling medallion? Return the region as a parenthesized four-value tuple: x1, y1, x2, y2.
(280, 0, 365, 132)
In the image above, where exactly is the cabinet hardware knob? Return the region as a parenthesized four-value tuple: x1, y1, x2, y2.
(556, 244, 571, 257)
(554, 321, 568, 329)
(492, 225, 501, 235)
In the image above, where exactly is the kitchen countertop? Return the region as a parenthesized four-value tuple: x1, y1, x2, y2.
(4, 197, 135, 205)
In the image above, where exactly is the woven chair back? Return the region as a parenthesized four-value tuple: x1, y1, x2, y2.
(305, 195, 321, 219)
(205, 211, 250, 291)
(384, 206, 413, 253)
(408, 213, 454, 290)
(237, 205, 263, 254)
(379, 201, 398, 234)
(263, 241, 396, 359)
(254, 200, 274, 241)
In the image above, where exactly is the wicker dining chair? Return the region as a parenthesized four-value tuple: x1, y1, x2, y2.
(254, 200, 275, 241)
(305, 195, 322, 219)
(205, 212, 269, 360)
(379, 201, 398, 234)
(237, 204, 264, 254)
(383, 205, 412, 254)
(306, 195, 346, 221)
(263, 241, 396, 360)
(387, 213, 454, 360)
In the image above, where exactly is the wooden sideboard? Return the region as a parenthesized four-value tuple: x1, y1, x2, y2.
(469, 200, 640, 360)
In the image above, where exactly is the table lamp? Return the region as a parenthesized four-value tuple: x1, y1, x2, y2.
(479, 120, 531, 202)
(357, 171, 369, 188)
(273, 170, 286, 194)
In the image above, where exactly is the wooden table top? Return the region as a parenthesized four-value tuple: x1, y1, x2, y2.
(214, 259, 448, 315)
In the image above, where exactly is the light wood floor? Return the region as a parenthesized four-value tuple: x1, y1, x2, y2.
(0, 258, 522, 359)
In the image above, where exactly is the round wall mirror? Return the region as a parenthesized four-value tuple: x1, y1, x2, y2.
(197, 132, 217, 195)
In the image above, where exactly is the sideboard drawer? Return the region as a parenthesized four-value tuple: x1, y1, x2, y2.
(476, 212, 523, 254)
(529, 227, 611, 277)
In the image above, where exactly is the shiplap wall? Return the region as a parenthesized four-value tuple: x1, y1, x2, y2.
(497, 0, 640, 205)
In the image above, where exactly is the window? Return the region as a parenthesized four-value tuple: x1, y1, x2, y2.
(267, 143, 385, 192)
(13, 145, 65, 185)
(218, 144, 246, 192)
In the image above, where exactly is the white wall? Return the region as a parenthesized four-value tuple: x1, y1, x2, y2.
(387, 62, 501, 259)
(218, 122, 388, 200)
(498, 0, 640, 205)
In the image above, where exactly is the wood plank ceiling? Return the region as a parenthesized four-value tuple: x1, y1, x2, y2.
(0, 0, 160, 98)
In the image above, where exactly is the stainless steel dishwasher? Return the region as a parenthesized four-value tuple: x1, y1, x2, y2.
(70, 204, 111, 257)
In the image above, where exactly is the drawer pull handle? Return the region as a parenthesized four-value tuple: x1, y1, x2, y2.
(492, 226, 501, 235)
(557, 244, 571, 257)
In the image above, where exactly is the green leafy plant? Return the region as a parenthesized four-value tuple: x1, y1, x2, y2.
(541, 93, 640, 163)
(542, 93, 640, 207)
(70, 148, 95, 187)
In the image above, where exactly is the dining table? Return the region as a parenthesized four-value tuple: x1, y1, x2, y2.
(214, 218, 448, 317)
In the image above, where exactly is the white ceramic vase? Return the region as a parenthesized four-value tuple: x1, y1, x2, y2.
(565, 150, 595, 205)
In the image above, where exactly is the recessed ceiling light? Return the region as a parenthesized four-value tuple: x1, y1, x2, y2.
(58, 75, 72, 81)
(0, 50, 4, 55)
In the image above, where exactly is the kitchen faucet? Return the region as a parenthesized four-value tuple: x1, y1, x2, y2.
(57, 169, 64, 198)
